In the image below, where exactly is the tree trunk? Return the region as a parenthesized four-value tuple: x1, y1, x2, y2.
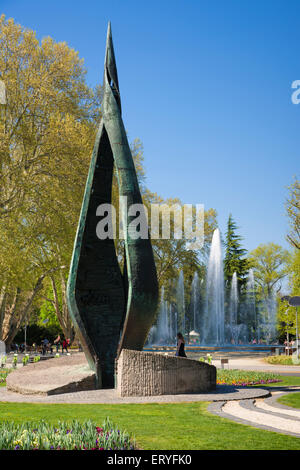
(4, 273, 46, 349)
(50, 275, 75, 342)
(0, 284, 7, 338)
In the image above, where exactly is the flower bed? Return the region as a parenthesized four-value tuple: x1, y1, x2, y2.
(0, 419, 135, 450)
(217, 369, 282, 386)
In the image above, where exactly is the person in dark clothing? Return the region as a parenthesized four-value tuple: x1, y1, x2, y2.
(176, 332, 187, 357)
(54, 335, 61, 353)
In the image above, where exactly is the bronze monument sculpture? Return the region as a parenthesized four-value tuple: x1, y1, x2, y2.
(66, 23, 159, 388)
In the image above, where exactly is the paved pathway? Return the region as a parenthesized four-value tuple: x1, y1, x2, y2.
(208, 387, 300, 438)
(0, 385, 270, 404)
(212, 357, 300, 375)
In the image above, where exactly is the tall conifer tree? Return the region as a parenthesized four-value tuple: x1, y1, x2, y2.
(224, 214, 249, 292)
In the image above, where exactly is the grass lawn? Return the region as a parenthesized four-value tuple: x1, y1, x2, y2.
(277, 392, 300, 409)
(0, 401, 299, 450)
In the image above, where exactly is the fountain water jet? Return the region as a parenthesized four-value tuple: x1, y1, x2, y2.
(226, 272, 242, 343)
(229, 272, 239, 326)
(245, 268, 257, 340)
(203, 228, 225, 345)
(0, 340, 5, 366)
(191, 272, 200, 332)
(176, 271, 185, 333)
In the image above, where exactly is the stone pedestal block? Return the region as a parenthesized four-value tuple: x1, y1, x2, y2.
(117, 349, 216, 397)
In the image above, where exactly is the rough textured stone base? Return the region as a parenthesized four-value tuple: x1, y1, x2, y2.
(117, 349, 216, 397)
(6, 353, 96, 395)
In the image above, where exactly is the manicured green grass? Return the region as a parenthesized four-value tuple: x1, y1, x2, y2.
(277, 392, 300, 409)
(0, 402, 299, 450)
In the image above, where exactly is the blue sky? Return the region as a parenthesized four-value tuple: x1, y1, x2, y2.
(1, 0, 299, 252)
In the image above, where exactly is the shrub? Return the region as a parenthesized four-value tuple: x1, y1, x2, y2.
(265, 355, 295, 365)
(0, 369, 11, 386)
(22, 355, 29, 366)
(14, 324, 63, 346)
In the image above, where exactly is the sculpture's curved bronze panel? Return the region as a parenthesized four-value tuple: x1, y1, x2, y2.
(67, 23, 159, 388)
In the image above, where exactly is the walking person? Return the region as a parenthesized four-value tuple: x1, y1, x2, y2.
(54, 335, 61, 353)
(176, 332, 187, 358)
(41, 338, 49, 356)
(62, 338, 68, 354)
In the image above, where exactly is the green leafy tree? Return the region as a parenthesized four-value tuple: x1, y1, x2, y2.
(0, 15, 98, 347)
(286, 178, 300, 250)
(289, 249, 300, 296)
(249, 243, 290, 341)
(277, 249, 300, 342)
(0, 15, 219, 346)
(224, 214, 249, 291)
(249, 243, 290, 298)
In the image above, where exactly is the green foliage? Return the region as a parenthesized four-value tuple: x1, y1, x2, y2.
(199, 354, 212, 364)
(265, 355, 296, 365)
(224, 214, 249, 290)
(22, 354, 29, 366)
(0, 402, 300, 450)
(249, 243, 290, 298)
(277, 297, 296, 340)
(38, 288, 61, 329)
(286, 178, 300, 250)
(0, 15, 220, 343)
(0, 419, 135, 450)
(249, 242, 290, 341)
(0, 368, 11, 386)
(14, 323, 62, 345)
(278, 392, 300, 409)
(289, 249, 300, 296)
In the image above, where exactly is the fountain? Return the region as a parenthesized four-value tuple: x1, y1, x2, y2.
(176, 271, 185, 333)
(203, 228, 225, 345)
(229, 272, 239, 326)
(245, 268, 257, 340)
(154, 288, 171, 344)
(146, 229, 279, 350)
(0, 340, 6, 366)
(226, 272, 245, 343)
(260, 290, 277, 343)
(191, 272, 200, 332)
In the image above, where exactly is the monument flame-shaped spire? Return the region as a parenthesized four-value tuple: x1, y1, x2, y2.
(67, 23, 158, 388)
